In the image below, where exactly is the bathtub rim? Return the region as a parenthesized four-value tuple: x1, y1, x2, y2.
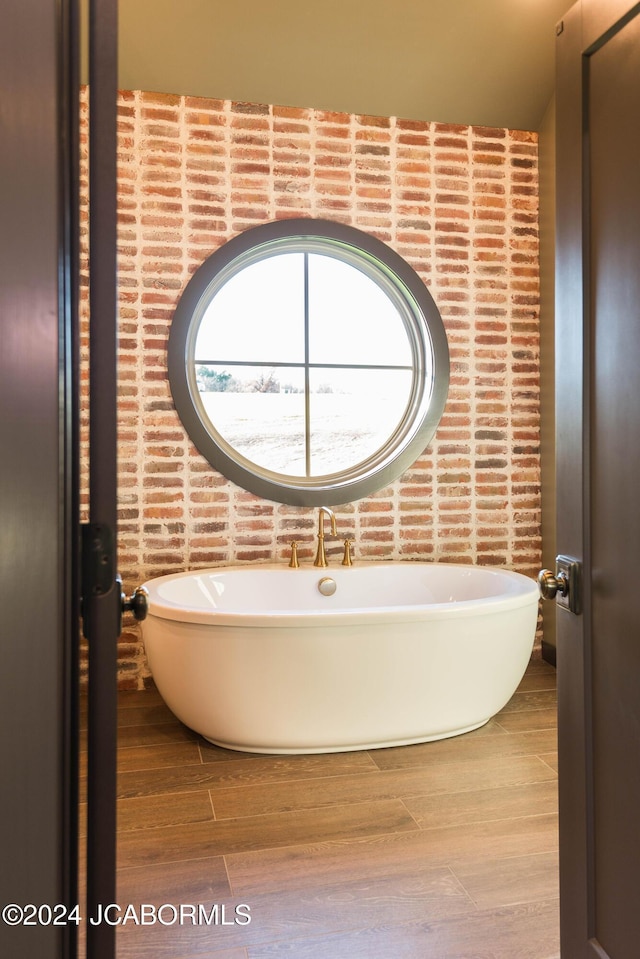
(141, 561, 540, 629)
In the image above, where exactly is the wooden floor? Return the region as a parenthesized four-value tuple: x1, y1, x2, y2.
(81, 657, 559, 958)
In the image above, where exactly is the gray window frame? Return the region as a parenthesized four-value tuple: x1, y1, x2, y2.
(168, 218, 449, 506)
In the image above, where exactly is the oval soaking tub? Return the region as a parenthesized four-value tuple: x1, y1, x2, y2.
(140, 562, 539, 754)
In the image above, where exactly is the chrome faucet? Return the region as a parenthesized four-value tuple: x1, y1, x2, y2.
(313, 507, 337, 568)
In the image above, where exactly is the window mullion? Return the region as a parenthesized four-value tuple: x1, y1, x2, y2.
(304, 252, 311, 477)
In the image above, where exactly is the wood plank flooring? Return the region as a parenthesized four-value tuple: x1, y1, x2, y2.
(80, 657, 559, 958)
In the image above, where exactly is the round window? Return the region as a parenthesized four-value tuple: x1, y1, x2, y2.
(168, 219, 449, 505)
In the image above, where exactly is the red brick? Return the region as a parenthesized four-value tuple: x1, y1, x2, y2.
(78, 87, 542, 687)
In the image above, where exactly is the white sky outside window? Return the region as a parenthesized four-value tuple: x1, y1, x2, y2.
(308, 253, 412, 366)
(195, 253, 305, 364)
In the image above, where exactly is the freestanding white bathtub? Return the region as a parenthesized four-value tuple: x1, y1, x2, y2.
(140, 562, 539, 754)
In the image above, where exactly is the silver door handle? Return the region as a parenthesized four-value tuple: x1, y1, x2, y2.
(537, 555, 582, 615)
(538, 569, 569, 600)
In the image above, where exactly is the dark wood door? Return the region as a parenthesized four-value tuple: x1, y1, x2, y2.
(0, 1, 79, 956)
(83, 2, 121, 958)
(555, 1, 640, 955)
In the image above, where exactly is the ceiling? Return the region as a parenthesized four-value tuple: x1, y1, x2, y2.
(103, 0, 572, 131)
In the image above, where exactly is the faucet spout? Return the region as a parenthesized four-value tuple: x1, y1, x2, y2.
(314, 507, 337, 567)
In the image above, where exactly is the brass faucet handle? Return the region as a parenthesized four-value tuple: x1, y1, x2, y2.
(342, 539, 354, 567)
(289, 541, 300, 568)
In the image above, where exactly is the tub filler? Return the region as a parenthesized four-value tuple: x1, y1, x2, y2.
(140, 562, 539, 754)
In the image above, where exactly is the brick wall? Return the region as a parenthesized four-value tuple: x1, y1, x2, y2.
(79, 89, 541, 688)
